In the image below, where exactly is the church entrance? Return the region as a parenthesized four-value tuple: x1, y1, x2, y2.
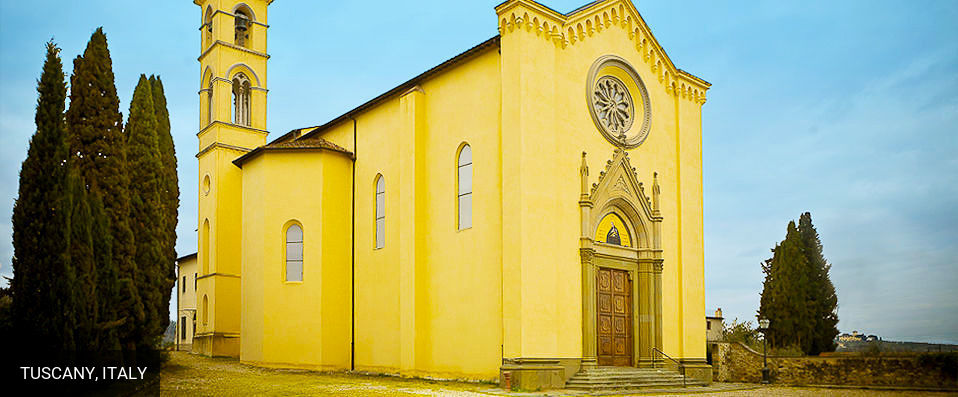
(597, 267, 633, 366)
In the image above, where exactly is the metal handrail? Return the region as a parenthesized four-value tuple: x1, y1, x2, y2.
(651, 347, 686, 388)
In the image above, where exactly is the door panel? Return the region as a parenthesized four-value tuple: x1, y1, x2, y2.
(597, 267, 633, 366)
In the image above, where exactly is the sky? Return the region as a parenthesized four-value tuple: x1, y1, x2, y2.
(1, 1, 956, 344)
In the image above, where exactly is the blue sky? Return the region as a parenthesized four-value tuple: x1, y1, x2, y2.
(1, 1, 956, 344)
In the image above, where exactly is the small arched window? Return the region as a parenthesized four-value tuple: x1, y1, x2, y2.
(206, 80, 214, 125)
(285, 223, 303, 282)
(457, 144, 472, 230)
(231, 73, 251, 126)
(374, 175, 385, 249)
(203, 6, 213, 48)
(234, 8, 251, 47)
(202, 295, 209, 325)
(202, 219, 210, 274)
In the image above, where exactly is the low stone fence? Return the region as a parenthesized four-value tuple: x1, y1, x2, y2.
(711, 342, 958, 389)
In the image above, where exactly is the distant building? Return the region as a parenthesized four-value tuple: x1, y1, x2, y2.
(837, 331, 869, 342)
(706, 308, 724, 342)
(176, 253, 198, 352)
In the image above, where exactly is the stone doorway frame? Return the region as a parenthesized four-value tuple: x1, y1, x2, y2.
(578, 149, 663, 369)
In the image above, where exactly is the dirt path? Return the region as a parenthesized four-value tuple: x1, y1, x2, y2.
(160, 352, 957, 396)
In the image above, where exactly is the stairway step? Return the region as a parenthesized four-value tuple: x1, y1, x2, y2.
(565, 366, 704, 391)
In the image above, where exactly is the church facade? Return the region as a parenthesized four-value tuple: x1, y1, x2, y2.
(189, 0, 710, 389)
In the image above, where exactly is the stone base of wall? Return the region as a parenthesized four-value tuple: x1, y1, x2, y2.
(192, 333, 240, 358)
(499, 358, 571, 391)
(712, 342, 958, 389)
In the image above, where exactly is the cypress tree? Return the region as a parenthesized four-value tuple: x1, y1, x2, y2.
(11, 40, 75, 354)
(91, 192, 121, 353)
(67, 27, 144, 350)
(126, 75, 166, 345)
(150, 75, 177, 334)
(798, 212, 839, 354)
(758, 221, 812, 350)
(68, 172, 97, 353)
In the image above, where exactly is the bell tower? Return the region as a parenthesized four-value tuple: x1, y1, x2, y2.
(193, 0, 272, 357)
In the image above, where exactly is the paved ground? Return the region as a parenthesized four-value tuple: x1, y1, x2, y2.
(160, 351, 958, 396)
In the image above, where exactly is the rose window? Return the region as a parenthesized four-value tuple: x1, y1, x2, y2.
(592, 76, 634, 137)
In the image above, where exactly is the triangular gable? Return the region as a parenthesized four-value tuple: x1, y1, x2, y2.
(496, 0, 709, 103)
(589, 148, 661, 223)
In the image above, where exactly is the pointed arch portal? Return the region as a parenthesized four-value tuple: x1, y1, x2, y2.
(579, 149, 664, 368)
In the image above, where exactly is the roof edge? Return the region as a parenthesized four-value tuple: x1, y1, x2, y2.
(292, 35, 501, 143)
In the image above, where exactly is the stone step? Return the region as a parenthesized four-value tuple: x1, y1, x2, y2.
(565, 366, 702, 391)
(566, 382, 707, 391)
(568, 375, 686, 382)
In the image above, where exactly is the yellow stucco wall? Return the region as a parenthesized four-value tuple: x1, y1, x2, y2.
(176, 255, 198, 348)
(240, 150, 353, 369)
(196, 0, 708, 380)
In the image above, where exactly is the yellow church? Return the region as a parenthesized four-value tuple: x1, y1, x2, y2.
(183, 0, 710, 390)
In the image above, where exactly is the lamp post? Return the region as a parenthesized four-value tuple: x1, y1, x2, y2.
(758, 318, 770, 384)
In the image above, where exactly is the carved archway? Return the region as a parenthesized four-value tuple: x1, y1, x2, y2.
(578, 149, 663, 368)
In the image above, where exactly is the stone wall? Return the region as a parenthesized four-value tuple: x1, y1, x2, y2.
(711, 342, 957, 389)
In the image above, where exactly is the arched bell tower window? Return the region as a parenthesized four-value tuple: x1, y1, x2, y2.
(234, 7, 252, 48)
(231, 73, 251, 126)
(203, 6, 213, 48)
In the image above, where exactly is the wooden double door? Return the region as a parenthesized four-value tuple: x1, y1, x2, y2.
(597, 267, 633, 366)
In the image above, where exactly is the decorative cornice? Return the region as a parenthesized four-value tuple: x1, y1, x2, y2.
(198, 40, 270, 62)
(196, 142, 254, 158)
(496, 0, 708, 104)
(197, 120, 270, 138)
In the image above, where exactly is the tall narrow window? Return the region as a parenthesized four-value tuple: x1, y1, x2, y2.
(202, 219, 210, 274)
(207, 81, 214, 125)
(182, 276, 186, 293)
(457, 144, 473, 230)
(231, 73, 251, 126)
(202, 295, 209, 325)
(181, 316, 187, 340)
(285, 224, 303, 282)
(234, 9, 251, 47)
(374, 175, 385, 249)
(203, 6, 213, 48)
(194, 273, 197, 291)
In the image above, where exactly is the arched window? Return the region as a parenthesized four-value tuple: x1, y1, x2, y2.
(374, 175, 385, 249)
(234, 7, 251, 47)
(203, 6, 213, 48)
(202, 219, 210, 274)
(202, 295, 209, 325)
(285, 223, 303, 282)
(457, 144, 472, 230)
(207, 80, 214, 125)
(232, 73, 251, 126)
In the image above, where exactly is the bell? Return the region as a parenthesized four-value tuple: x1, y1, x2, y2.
(234, 15, 249, 32)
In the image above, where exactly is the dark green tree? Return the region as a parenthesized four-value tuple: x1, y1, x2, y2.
(126, 75, 166, 345)
(90, 192, 121, 352)
(758, 220, 812, 351)
(11, 40, 76, 353)
(150, 75, 177, 333)
(68, 172, 97, 353)
(797, 212, 839, 354)
(67, 27, 143, 350)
